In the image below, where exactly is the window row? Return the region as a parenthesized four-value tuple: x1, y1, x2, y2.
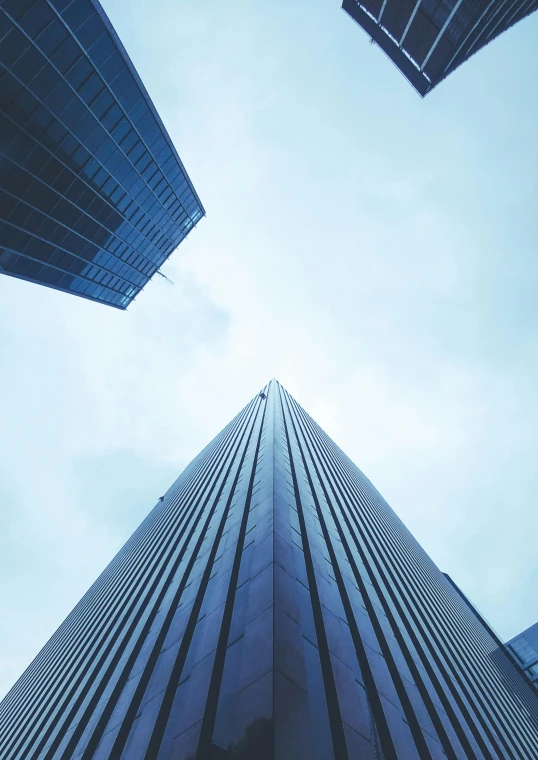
(0, 197, 154, 286)
(4, 4, 193, 196)
(0, 137, 185, 262)
(0, 72, 199, 241)
(2, 236, 147, 298)
(0, 65, 199, 232)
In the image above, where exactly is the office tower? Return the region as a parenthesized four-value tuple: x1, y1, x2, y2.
(0, 0, 204, 309)
(1, 380, 537, 759)
(444, 573, 538, 698)
(342, 0, 538, 95)
(506, 623, 538, 691)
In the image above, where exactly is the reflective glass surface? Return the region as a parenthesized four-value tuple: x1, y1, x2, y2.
(0, 0, 204, 308)
(0, 381, 537, 759)
(506, 624, 538, 689)
(342, 0, 538, 95)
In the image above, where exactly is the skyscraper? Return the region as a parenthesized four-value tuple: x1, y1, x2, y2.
(342, 0, 538, 95)
(1, 380, 537, 759)
(506, 623, 538, 692)
(0, 0, 204, 309)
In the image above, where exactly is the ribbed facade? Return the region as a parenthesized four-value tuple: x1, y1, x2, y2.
(0, 0, 204, 308)
(342, 0, 538, 95)
(1, 380, 537, 759)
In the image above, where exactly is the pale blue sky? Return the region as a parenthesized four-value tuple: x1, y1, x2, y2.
(1, 0, 538, 698)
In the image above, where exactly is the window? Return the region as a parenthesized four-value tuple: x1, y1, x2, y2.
(29, 60, 58, 100)
(1, 222, 28, 251)
(135, 153, 152, 174)
(130, 208, 144, 226)
(72, 110, 96, 141)
(118, 83, 139, 112)
(101, 103, 122, 132)
(92, 90, 114, 119)
(128, 141, 145, 164)
(100, 51, 123, 84)
(58, 98, 86, 131)
(110, 186, 126, 205)
(95, 139, 114, 164)
(57, 131, 78, 158)
(8, 130, 34, 165)
(82, 156, 99, 180)
(62, 0, 94, 33)
(65, 55, 93, 90)
(12, 45, 45, 85)
(111, 118, 130, 143)
(72, 144, 90, 169)
(50, 36, 81, 75)
(93, 166, 109, 189)
(133, 184, 151, 206)
(155, 144, 172, 165)
(76, 14, 103, 49)
(44, 78, 72, 113)
(116, 194, 131, 214)
(113, 161, 131, 186)
(149, 135, 165, 155)
(48, 0, 71, 11)
(128, 98, 146, 124)
(29, 104, 54, 135)
(162, 155, 176, 174)
(19, 2, 55, 40)
(136, 111, 155, 135)
(84, 123, 107, 152)
(104, 149, 123, 174)
(101, 176, 118, 198)
(49, 247, 74, 269)
(15, 256, 43, 278)
(78, 72, 104, 105)
(119, 128, 138, 153)
(121, 168, 137, 192)
(0, 27, 27, 68)
(88, 31, 115, 67)
(77, 187, 96, 213)
(130, 179, 145, 200)
(35, 18, 69, 56)
(49, 166, 72, 195)
(2, 0, 34, 22)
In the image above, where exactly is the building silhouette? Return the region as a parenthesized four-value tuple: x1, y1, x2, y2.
(342, 0, 538, 95)
(1, 380, 537, 758)
(0, 0, 204, 308)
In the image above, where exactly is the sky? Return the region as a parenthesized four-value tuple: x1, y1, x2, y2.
(1, 0, 538, 699)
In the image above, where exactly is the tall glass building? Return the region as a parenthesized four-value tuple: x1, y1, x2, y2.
(1, 380, 537, 758)
(506, 623, 538, 692)
(342, 0, 538, 95)
(0, 0, 204, 309)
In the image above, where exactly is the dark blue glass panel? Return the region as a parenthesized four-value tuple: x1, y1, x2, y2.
(18, 2, 55, 39)
(62, 0, 94, 32)
(0, 0, 203, 308)
(88, 31, 115, 67)
(50, 36, 81, 73)
(35, 17, 68, 56)
(0, 26, 29, 67)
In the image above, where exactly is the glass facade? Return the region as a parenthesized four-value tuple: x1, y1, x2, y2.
(342, 0, 538, 95)
(0, 0, 204, 309)
(506, 623, 538, 690)
(0, 380, 537, 758)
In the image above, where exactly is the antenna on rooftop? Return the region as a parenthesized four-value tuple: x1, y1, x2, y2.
(155, 270, 174, 286)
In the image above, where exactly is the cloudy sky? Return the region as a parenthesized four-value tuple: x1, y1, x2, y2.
(1, 0, 538, 698)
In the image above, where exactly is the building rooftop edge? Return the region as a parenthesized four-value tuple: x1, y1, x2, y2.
(90, 0, 206, 215)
